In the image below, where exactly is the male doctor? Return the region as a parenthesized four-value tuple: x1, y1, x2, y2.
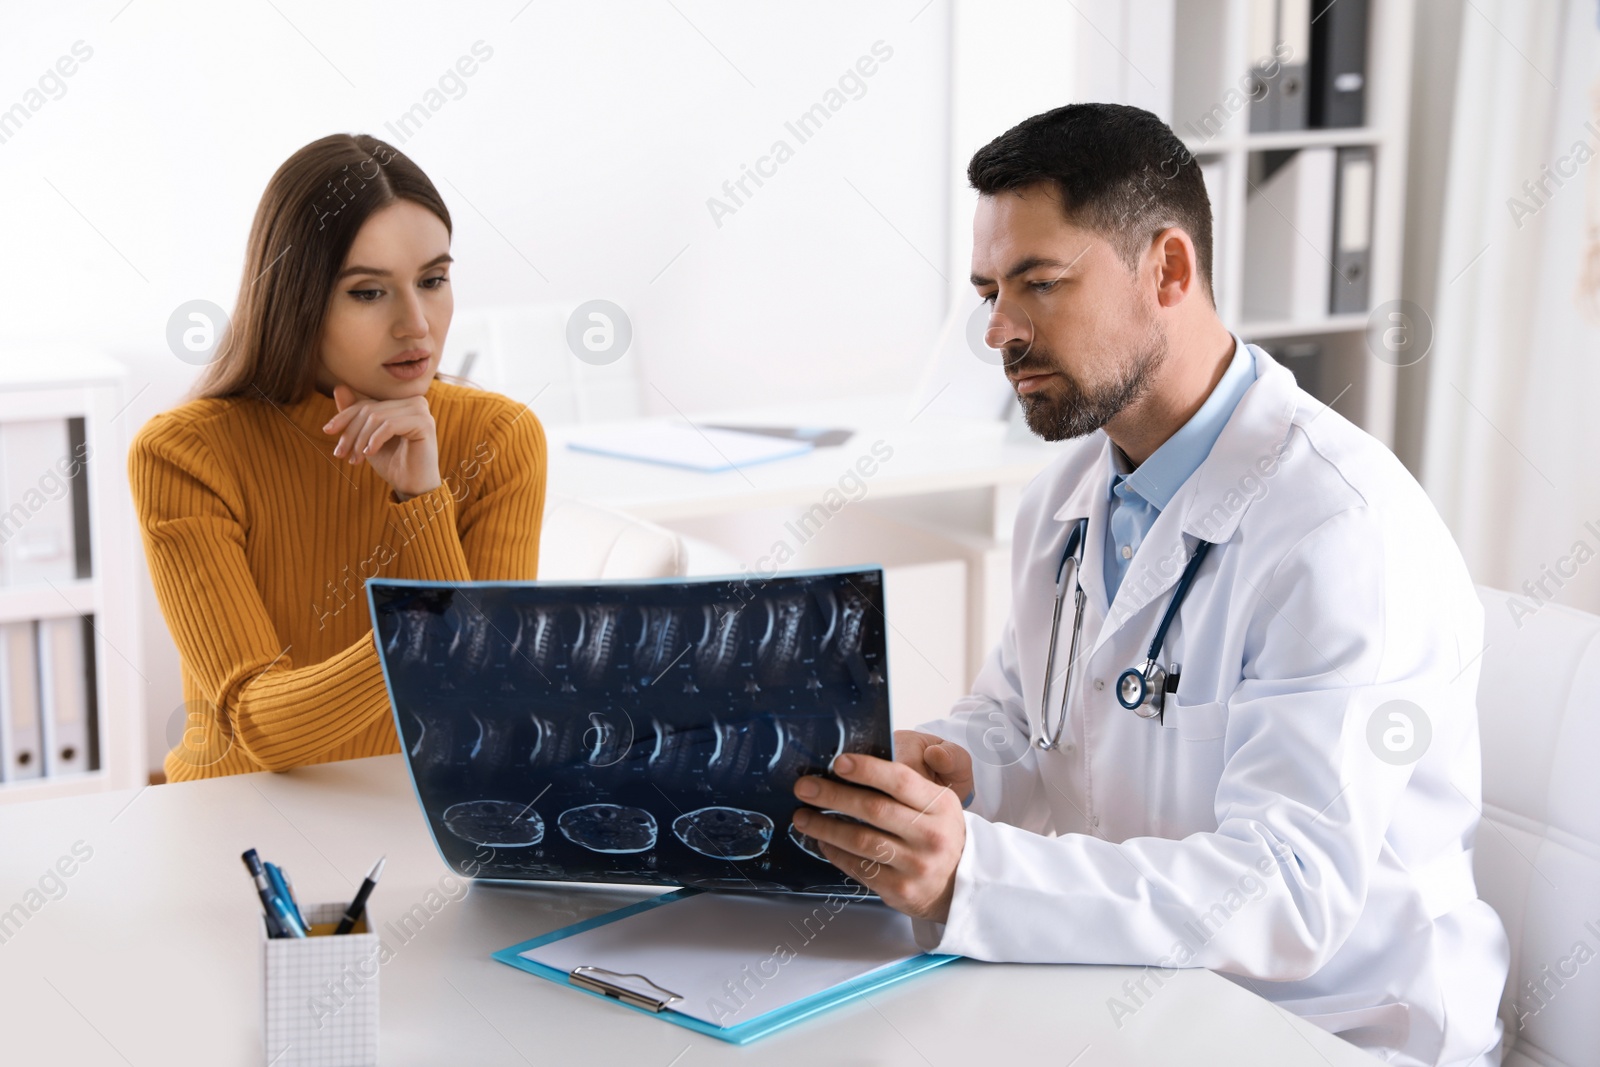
(791, 103, 1509, 1066)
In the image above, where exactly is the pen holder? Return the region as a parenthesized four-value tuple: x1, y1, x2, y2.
(262, 902, 380, 1067)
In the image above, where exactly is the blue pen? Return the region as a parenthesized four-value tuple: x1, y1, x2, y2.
(281, 868, 308, 931)
(242, 849, 291, 938)
(270, 894, 306, 938)
(265, 862, 308, 936)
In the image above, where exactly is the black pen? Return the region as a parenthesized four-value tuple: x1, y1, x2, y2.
(334, 856, 385, 935)
(242, 849, 287, 938)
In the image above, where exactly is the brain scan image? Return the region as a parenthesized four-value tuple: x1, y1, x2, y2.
(508, 605, 562, 682)
(467, 711, 521, 773)
(528, 713, 584, 770)
(581, 710, 636, 768)
(673, 806, 775, 861)
(755, 595, 809, 686)
(631, 606, 684, 682)
(766, 712, 848, 781)
(406, 706, 462, 773)
(692, 602, 750, 688)
(703, 715, 780, 789)
(571, 604, 623, 688)
(445, 606, 496, 688)
(442, 799, 545, 848)
(557, 803, 658, 854)
(832, 591, 868, 658)
(384, 604, 436, 668)
(370, 569, 891, 893)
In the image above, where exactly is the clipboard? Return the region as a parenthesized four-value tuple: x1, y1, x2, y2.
(491, 889, 960, 1045)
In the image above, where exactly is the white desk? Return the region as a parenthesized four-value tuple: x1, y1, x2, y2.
(544, 393, 1061, 524)
(548, 395, 1065, 713)
(0, 755, 1379, 1065)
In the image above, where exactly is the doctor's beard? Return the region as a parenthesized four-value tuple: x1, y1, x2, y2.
(1008, 321, 1168, 442)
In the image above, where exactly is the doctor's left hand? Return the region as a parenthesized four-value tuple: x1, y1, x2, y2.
(792, 753, 967, 924)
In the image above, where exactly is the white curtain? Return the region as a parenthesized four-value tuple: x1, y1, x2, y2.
(1422, 0, 1600, 617)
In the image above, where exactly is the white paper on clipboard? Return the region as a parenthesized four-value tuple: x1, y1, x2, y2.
(564, 424, 812, 472)
(520, 891, 926, 1028)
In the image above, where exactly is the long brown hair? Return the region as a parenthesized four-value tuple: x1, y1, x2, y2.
(193, 133, 452, 402)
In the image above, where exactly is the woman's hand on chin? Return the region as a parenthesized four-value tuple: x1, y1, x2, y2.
(322, 384, 442, 501)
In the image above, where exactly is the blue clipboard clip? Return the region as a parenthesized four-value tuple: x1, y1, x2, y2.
(569, 966, 684, 1013)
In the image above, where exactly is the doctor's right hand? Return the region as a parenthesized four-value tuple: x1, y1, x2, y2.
(894, 731, 976, 809)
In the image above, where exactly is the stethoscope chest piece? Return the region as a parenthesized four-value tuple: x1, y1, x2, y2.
(1117, 659, 1166, 717)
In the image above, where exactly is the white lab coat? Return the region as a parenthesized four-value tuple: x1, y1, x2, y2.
(913, 345, 1510, 1067)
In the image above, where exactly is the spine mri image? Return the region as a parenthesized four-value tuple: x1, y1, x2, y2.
(368, 569, 892, 894)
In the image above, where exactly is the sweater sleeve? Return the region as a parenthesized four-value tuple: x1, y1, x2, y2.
(132, 405, 546, 777)
(450, 405, 547, 580)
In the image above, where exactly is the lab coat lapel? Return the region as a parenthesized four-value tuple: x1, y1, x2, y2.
(1182, 345, 1301, 545)
(1095, 496, 1193, 655)
(1086, 345, 1302, 659)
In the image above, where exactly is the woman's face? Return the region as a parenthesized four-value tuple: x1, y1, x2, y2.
(317, 198, 453, 399)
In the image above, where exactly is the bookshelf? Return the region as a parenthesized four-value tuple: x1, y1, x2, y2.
(1076, 0, 1415, 448)
(0, 351, 145, 803)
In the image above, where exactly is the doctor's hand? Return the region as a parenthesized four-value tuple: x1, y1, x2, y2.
(792, 753, 967, 924)
(894, 730, 976, 809)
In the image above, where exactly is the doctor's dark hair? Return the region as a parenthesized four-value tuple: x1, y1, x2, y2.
(192, 133, 453, 403)
(968, 103, 1214, 302)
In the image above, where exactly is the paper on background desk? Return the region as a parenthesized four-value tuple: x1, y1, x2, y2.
(564, 424, 813, 472)
(521, 891, 925, 1027)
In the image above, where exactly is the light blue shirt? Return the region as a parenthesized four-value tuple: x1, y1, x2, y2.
(1103, 337, 1257, 601)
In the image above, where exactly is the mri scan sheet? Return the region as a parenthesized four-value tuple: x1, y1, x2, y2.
(367, 569, 893, 894)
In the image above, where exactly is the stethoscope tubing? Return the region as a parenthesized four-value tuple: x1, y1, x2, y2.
(1038, 518, 1089, 751)
(1037, 517, 1214, 747)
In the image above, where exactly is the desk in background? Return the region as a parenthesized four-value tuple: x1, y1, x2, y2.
(0, 755, 1379, 1065)
(547, 394, 1064, 732)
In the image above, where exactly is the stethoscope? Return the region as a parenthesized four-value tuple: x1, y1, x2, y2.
(1037, 516, 1216, 749)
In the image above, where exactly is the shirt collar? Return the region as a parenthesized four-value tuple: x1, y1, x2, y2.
(1108, 333, 1257, 511)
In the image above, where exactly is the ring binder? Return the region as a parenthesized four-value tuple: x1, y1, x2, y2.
(570, 965, 684, 1012)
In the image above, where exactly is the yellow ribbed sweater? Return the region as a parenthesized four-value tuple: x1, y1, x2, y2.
(129, 377, 546, 782)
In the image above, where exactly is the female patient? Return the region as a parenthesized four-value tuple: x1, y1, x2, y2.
(133, 133, 546, 781)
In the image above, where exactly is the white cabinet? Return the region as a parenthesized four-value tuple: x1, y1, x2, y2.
(1077, 0, 1415, 447)
(0, 351, 144, 802)
(947, 0, 1415, 447)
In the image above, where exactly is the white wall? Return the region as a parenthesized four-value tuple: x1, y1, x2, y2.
(0, 1, 951, 412)
(944, 0, 1079, 303)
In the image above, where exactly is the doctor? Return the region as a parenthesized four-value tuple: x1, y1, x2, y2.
(791, 103, 1509, 1066)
